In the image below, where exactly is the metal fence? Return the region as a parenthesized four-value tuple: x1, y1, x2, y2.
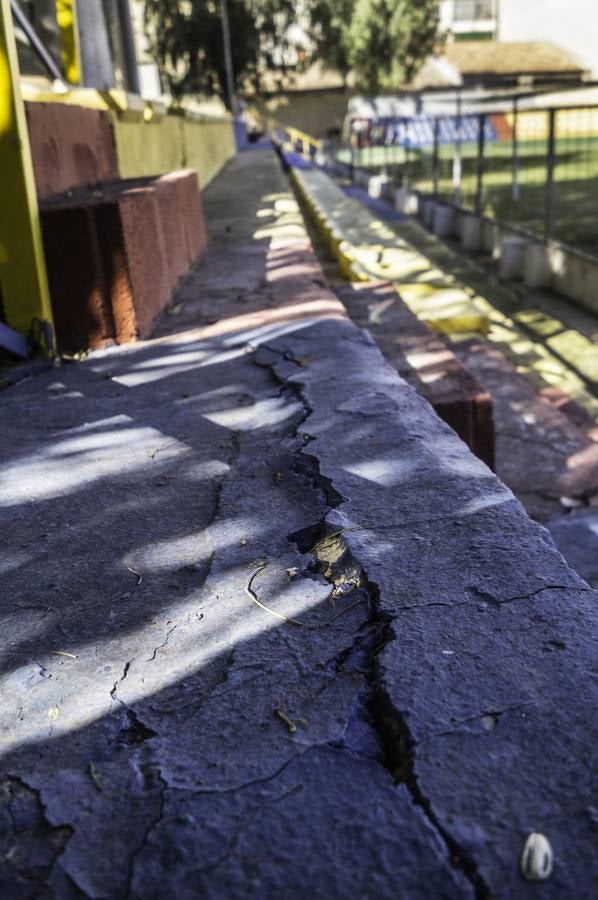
(340, 103, 598, 257)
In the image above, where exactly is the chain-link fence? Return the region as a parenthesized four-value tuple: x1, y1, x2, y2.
(340, 103, 598, 257)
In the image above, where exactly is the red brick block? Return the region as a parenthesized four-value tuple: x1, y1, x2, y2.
(106, 185, 170, 340)
(151, 175, 187, 288)
(40, 171, 207, 352)
(40, 205, 115, 352)
(26, 102, 119, 199)
(166, 169, 207, 264)
(149, 171, 207, 286)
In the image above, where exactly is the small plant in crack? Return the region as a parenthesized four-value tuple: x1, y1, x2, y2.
(289, 520, 364, 601)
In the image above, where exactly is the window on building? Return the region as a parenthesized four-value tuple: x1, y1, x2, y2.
(453, 0, 495, 21)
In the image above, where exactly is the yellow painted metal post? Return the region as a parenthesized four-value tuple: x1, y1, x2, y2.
(0, 0, 54, 350)
(56, 0, 81, 85)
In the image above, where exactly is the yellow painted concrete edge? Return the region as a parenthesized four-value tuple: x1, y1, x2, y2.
(293, 167, 490, 333)
(20, 83, 233, 126)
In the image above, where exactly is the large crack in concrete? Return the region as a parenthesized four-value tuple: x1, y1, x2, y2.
(258, 340, 491, 898)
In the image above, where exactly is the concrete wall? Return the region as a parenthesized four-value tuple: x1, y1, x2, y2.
(112, 115, 236, 190)
(99, 113, 236, 190)
(498, 0, 597, 76)
(182, 117, 237, 189)
(253, 89, 352, 138)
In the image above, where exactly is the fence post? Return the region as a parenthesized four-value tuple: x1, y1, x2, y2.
(545, 108, 556, 241)
(453, 93, 462, 206)
(405, 118, 411, 188)
(475, 113, 485, 215)
(511, 97, 520, 202)
(432, 117, 440, 197)
(0, 0, 55, 350)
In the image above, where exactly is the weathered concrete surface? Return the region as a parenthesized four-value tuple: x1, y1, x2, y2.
(336, 280, 495, 470)
(1, 334, 471, 898)
(1, 148, 597, 899)
(452, 337, 598, 521)
(262, 318, 598, 899)
(0, 149, 471, 898)
(547, 509, 598, 589)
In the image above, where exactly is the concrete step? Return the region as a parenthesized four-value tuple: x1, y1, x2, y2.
(335, 279, 495, 470)
(394, 217, 598, 419)
(291, 166, 490, 336)
(453, 335, 598, 522)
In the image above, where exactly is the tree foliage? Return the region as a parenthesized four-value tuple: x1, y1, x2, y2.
(143, 0, 299, 103)
(310, 0, 355, 81)
(143, 0, 440, 104)
(347, 0, 440, 93)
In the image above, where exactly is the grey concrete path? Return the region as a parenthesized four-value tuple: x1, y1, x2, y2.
(1, 148, 598, 899)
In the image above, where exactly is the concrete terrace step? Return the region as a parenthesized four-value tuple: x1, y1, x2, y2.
(334, 280, 495, 470)
(395, 217, 598, 415)
(452, 335, 598, 522)
(337, 187, 598, 523)
(292, 166, 490, 336)
(1, 147, 597, 898)
(514, 310, 598, 391)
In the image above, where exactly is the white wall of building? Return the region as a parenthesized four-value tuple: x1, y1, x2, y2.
(498, 0, 598, 76)
(440, 0, 497, 37)
(131, 0, 163, 99)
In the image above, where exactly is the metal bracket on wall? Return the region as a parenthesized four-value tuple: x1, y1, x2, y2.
(0, 321, 28, 358)
(10, 0, 65, 85)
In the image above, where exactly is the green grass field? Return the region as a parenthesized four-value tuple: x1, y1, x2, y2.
(337, 138, 598, 257)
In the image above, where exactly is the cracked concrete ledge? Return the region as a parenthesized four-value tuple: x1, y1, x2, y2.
(1, 148, 596, 899)
(260, 316, 598, 899)
(0, 316, 473, 899)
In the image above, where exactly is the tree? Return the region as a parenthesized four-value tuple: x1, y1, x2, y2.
(310, 0, 355, 82)
(143, 0, 301, 106)
(143, 0, 441, 105)
(347, 0, 440, 93)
